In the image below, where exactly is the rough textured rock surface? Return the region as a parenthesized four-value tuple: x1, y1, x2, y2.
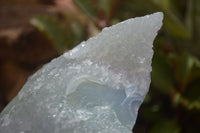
(0, 12, 163, 133)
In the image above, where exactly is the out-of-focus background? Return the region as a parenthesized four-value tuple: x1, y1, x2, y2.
(0, 0, 200, 132)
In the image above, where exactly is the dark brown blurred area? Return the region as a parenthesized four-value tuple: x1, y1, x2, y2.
(0, 0, 58, 111)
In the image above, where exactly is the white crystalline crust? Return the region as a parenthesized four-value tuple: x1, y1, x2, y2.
(0, 12, 163, 133)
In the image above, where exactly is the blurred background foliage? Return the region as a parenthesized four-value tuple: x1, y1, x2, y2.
(0, 0, 200, 132)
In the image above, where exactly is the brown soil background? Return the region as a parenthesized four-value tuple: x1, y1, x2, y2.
(0, 0, 58, 111)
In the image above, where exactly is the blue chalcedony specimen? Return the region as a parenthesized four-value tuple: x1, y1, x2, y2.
(0, 12, 163, 133)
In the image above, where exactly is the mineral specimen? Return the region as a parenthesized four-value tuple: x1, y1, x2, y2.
(0, 12, 163, 133)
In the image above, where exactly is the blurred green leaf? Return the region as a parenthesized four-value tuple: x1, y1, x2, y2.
(150, 119, 181, 133)
(151, 52, 174, 94)
(152, 0, 170, 10)
(68, 21, 87, 46)
(151, 0, 191, 39)
(142, 105, 163, 122)
(163, 12, 191, 39)
(187, 99, 200, 110)
(195, 0, 200, 42)
(74, 0, 97, 22)
(174, 90, 200, 110)
(185, 0, 194, 37)
(97, 0, 114, 19)
(173, 53, 197, 90)
(182, 62, 200, 110)
(30, 16, 70, 54)
(187, 58, 200, 84)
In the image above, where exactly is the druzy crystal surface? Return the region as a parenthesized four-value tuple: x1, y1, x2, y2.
(0, 12, 163, 133)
